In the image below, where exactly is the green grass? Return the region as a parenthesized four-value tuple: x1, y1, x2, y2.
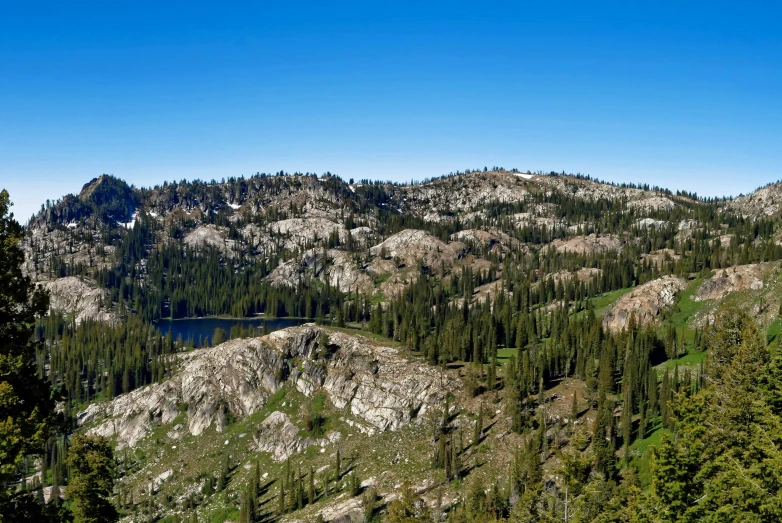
(592, 287, 633, 315)
(497, 347, 517, 366)
(767, 319, 782, 345)
(632, 424, 669, 455)
(370, 292, 387, 305)
(566, 287, 634, 321)
(208, 508, 241, 523)
(630, 424, 671, 487)
(667, 278, 705, 329)
(656, 350, 706, 371)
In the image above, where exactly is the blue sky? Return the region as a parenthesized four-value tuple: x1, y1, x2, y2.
(1, 1, 780, 220)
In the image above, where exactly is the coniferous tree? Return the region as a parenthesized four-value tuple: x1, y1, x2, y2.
(0, 190, 60, 519)
(67, 434, 119, 523)
(474, 403, 484, 445)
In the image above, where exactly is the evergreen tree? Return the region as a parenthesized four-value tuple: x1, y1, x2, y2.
(212, 327, 227, 346)
(67, 434, 119, 523)
(474, 403, 484, 445)
(0, 190, 59, 518)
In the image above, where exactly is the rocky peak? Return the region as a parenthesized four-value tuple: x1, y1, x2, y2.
(78, 174, 136, 223)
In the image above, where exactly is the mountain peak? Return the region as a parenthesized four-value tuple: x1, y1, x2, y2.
(77, 174, 136, 223)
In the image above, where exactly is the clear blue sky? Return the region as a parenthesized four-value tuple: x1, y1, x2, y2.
(1, 1, 780, 220)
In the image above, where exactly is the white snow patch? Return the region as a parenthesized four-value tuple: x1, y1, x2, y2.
(515, 173, 534, 180)
(119, 211, 139, 229)
(228, 202, 241, 210)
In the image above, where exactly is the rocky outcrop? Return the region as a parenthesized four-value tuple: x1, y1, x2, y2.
(627, 197, 677, 212)
(695, 263, 770, 301)
(723, 182, 782, 218)
(79, 335, 287, 448)
(317, 497, 366, 523)
(184, 224, 237, 253)
(79, 325, 455, 450)
(44, 277, 116, 324)
(636, 218, 668, 229)
(450, 228, 517, 249)
(23, 225, 117, 281)
(546, 268, 603, 285)
(391, 171, 534, 217)
(271, 218, 347, 249)
(602, 276, 687, 332)
(370, 229, 465, 269)
(252, 411, 330, 461)
(267, 248, 375, 294)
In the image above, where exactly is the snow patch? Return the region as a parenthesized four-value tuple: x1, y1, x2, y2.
(119, 211, 139, 229)
(515, 173, 534, 180)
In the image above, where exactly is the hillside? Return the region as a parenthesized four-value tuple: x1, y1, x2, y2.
(14, 169, 782, 522)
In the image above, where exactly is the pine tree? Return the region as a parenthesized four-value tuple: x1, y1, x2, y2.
(570, 390, 579, 421)
(277, 485, 286, 515)
(217, 455, 229, 492)
(0, 190, 58, 516)
(474, 403, 484, 445)
(334, 447, 342, 485)
(308, 466, 316, 504)
(67, 434, 119, 523)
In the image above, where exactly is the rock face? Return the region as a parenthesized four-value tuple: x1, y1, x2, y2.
(547, 268, 602, 285)
(724, 182, 782, 218)
(695, 263, 770, 301)
(317, 497, 366, 523)
(627, 197, 677, 212)
(271, 218, 347, 250)
(602, 276, 687, 332)
(267, 249, 375, 294)
(184, 224, 237, 253)
(44, 277, 116, 324)
(79, 325, 455, 450)
(391, 171, 534, 217)
(450, 228, 520, 253)
(369, 229, 464, 269)
(636, 218, 668, 229)
(252, 411, 326, 461)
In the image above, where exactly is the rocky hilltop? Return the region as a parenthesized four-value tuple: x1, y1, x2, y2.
(723, 180, 782, 218)
(80, 325, 455, 451)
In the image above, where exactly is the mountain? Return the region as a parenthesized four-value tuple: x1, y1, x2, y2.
(16, 169, 782, 522)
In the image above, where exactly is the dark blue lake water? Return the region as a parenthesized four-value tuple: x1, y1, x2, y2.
(154, 317, 313, 347)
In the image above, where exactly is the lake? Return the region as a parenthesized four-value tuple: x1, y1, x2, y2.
(154, 317, 315, 347)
